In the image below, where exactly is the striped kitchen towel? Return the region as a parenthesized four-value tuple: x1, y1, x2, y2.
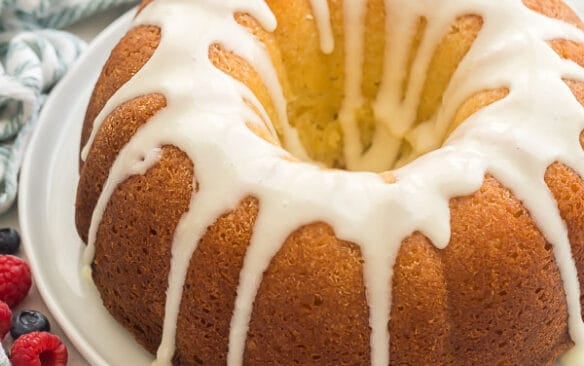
(0, 0, 137, 214)
(0, 343, 7, 366)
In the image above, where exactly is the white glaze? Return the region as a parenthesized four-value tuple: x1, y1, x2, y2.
(309, 0, 334, 53)
(80, 0, 584, 365)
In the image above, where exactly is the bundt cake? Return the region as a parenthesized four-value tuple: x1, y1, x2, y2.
(75, 0, 584, 364)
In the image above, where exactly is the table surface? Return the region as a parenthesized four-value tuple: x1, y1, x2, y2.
(0, 6, 134, 365)
(4, 1, 584, 365)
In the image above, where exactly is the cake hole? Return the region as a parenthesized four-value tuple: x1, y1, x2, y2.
(313, 294, 324, 306)
(274, 14, 510, 174)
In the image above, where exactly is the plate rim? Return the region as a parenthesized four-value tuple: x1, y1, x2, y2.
(18, 8, 146, 366)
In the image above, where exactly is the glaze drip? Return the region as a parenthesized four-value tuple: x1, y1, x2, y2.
(309, 0, 334, 54)
(80, 0, 584, 365)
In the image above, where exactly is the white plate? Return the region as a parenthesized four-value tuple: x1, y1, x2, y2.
(567, 0, 584, 15)
(18, 9, 153, 366)
(17, 2, 584, 366)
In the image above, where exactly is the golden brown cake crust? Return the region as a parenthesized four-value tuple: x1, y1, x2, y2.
(75, 0, 584, 364)
(79, 25, 161, 158)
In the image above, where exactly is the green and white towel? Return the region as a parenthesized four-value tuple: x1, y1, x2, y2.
(0, 0, 137, 214)
(0, 343, 7, 366)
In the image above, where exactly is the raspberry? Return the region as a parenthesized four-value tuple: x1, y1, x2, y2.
(10, 331, 68, 366)
(0, 301, 11, 339)
(0, 255, 31, 308)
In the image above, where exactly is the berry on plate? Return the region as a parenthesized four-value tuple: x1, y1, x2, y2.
(0, 228, 20, 255)
(10, 310, 50, 340)
(0, 255, 31, 308)
(10, 331, 68, 366)
(0, 301, 11, 339)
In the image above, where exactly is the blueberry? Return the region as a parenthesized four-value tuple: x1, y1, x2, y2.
(0, 228, 20, 254)
(10, 310, 50, 340)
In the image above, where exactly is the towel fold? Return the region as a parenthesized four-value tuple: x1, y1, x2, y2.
(0, 0, 137, 214)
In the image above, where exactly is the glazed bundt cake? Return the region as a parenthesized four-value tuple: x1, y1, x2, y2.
(76, 0, 584, 364)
